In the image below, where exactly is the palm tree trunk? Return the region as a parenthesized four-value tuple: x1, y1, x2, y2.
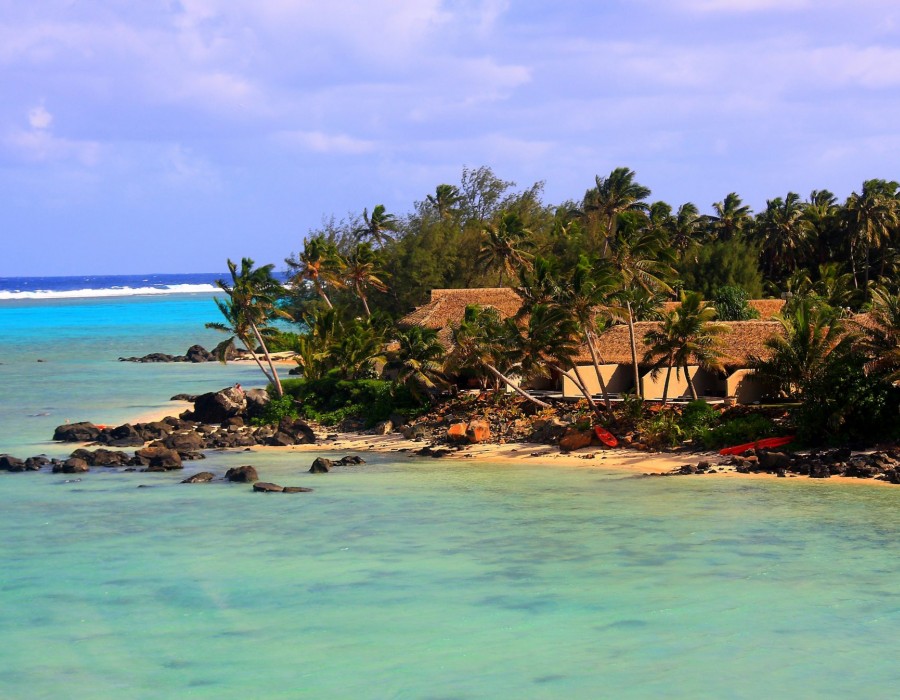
(662, 357, 673, 405)
(315, 281, 333, 309)
(626, 301, 642, 400)
(585, 329, 612, 409)
(552, 364, 598, 413)
(250, 321, 284, 398)
(484, 364, 551, 408)
(684, 362, 698, 400)
(238, 335, 276, 387)
(359, 288, 371, 317)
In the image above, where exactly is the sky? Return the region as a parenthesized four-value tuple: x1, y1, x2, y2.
(2, 0, 899, 276)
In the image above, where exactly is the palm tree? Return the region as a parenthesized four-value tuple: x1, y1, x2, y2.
(802, 189, 840, 265)
(708, 192, 752, 241)
(344, 242, 388, 316)
(582, 167, 651, 254)
(750, 299, 855, 398)
(356, 204, 399, 247)
(426, 184, 462, 220)
(558, 256, 621, 409)
(326, 320, 385, 380)
(448, 305, 550, 407)
(285, 235, 344, 309)
(207, 258, 288, 398)
(606, 226, 675, 399)
(514, 256, 562, 317)
(756, 192, 812, 280)
(844, 179, 900, 298)
(669, 202, 701, 253)
(387, 326, 447, 402)
(476, 211, 533, 285)
(642, 312, 680, 404)
(858, 286, 900, 383)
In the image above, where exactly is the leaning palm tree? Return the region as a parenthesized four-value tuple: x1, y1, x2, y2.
(582, 167, 651, 255)
(355, 204, 400, 247)
(558, 256, 621, 409)
(207, 258, 289, 398)
(669, 202, 701, 252)
(476, 211, 534, 285)
(343, 242, 388, 316)
(285, 235, 344, 309)
(642, 312, 680, 404)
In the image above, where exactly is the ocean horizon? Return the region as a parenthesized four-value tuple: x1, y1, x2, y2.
(1, 285, 898, 698)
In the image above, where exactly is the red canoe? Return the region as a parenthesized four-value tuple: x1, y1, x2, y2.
(594, 426, 619, 448)
(718, 436, 795, 456)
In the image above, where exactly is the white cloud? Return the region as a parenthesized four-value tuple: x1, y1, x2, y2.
(28, 105, 53, 129)
(275, 130, 377, 155)
(5, 128, 100, 165)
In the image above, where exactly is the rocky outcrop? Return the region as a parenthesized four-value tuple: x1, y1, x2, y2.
(134, 446, 183, 471)
(446, 423, 468, 443)
(0, 455, 26, 471)
(253, 481, 284, 493)
(559, 428, 593, 452)
(69, 448, 132, 467)
(118, 344, 240, 363)
(309, 457, 332, 473)
(53, 422, 102, 442)
(225, 465, 259, 483)
(52, 457, 89, 474)
(181, 472, 214, 483)
(186, 387, 247, 424)
(466, 419, 491, 444)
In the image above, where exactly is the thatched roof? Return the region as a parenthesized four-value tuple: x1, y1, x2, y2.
(660, 298, 785, 319)
(399, 288, 523, 350)
(400, 288, 785, 368)
(575, 321, 783, 368)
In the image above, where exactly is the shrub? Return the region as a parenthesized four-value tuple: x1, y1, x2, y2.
(700, 414, 776, 450)
(281, 377, 423, 427)
(679, 400, 720, 438)
(641, 410, 684, 448)
(250, 394, 299, 426)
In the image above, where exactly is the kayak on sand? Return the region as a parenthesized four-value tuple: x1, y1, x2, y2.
(719, 435, 795, 456)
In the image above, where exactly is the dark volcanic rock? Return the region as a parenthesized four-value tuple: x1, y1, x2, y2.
(225, 465, 259, 483)
(53, 457, 89, 474)
(70, 448, 132, 467)
(181, 471, 215, 483)
(163, 431, 205, 453)
(253, 481, 284, 492)
(185, 344, 213, 362)
(0, 455, 26, 472)
(134, 446, 183, 470)
(334, 455, 366, 466)
(265, 431, 295, 447)
(757, 450, 792, 471)
(277, 417, 316, 445)
(808, 463, 831, 479)
(309, 457, 333, 473)
(244, 388, 270, 420)
(24, 455, 50, 471)
(188, 386, 247, 424)
(283, 486, 314, 493)
(53, 421, 101, 442)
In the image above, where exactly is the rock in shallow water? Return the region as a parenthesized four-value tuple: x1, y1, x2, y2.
(225, 465, 259, 483)
(181, 472, 214, 483)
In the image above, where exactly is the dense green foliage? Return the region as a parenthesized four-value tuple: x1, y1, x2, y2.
(700, 414, 777, 450)
(281, 377, 423, 427)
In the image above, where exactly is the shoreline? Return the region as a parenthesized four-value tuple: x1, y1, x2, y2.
(89, 401, 897, 486)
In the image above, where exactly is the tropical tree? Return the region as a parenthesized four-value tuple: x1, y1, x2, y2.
(605, 225, 675, 399)
(476, 211, 533, 285)
(557, 256, 621, 409)
(708, 192, 752, 242)
(344, 242, 388, 316)
(755, 192, 811, 280)
(802, 189, 841, 265)
(386, 326, 447, 402)
(207, 258, 289, 397)
(355, 204, 400, 247)
(326, 320, 386, 380)
(426, 184, 462, 220)
(448, 305, 549, 406)
(285, 235, 344, 309)
(858, 286, 900, 383)
(844, 179, 900, 298)
(582, 167, 651, 254)
(750, 299, 855, 398)
(669, 202, 702, 252)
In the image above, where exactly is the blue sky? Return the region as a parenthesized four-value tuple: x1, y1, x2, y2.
(2, 0, 899, 275)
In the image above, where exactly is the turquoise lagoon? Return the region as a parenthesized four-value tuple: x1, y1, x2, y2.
(1, 292, 898, 699)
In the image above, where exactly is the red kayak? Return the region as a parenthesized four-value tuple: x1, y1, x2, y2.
(594, 426, 618, 448)
(719, 435, 795, 456)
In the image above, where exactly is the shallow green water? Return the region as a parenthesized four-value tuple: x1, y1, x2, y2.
(2, 455, 898, 699)
(1, 293, 898, 698)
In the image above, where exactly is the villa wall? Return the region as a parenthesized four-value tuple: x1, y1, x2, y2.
(562, 364, 633, 397)
(726, 369, 766, 404)
(639, 366, 721, 400)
